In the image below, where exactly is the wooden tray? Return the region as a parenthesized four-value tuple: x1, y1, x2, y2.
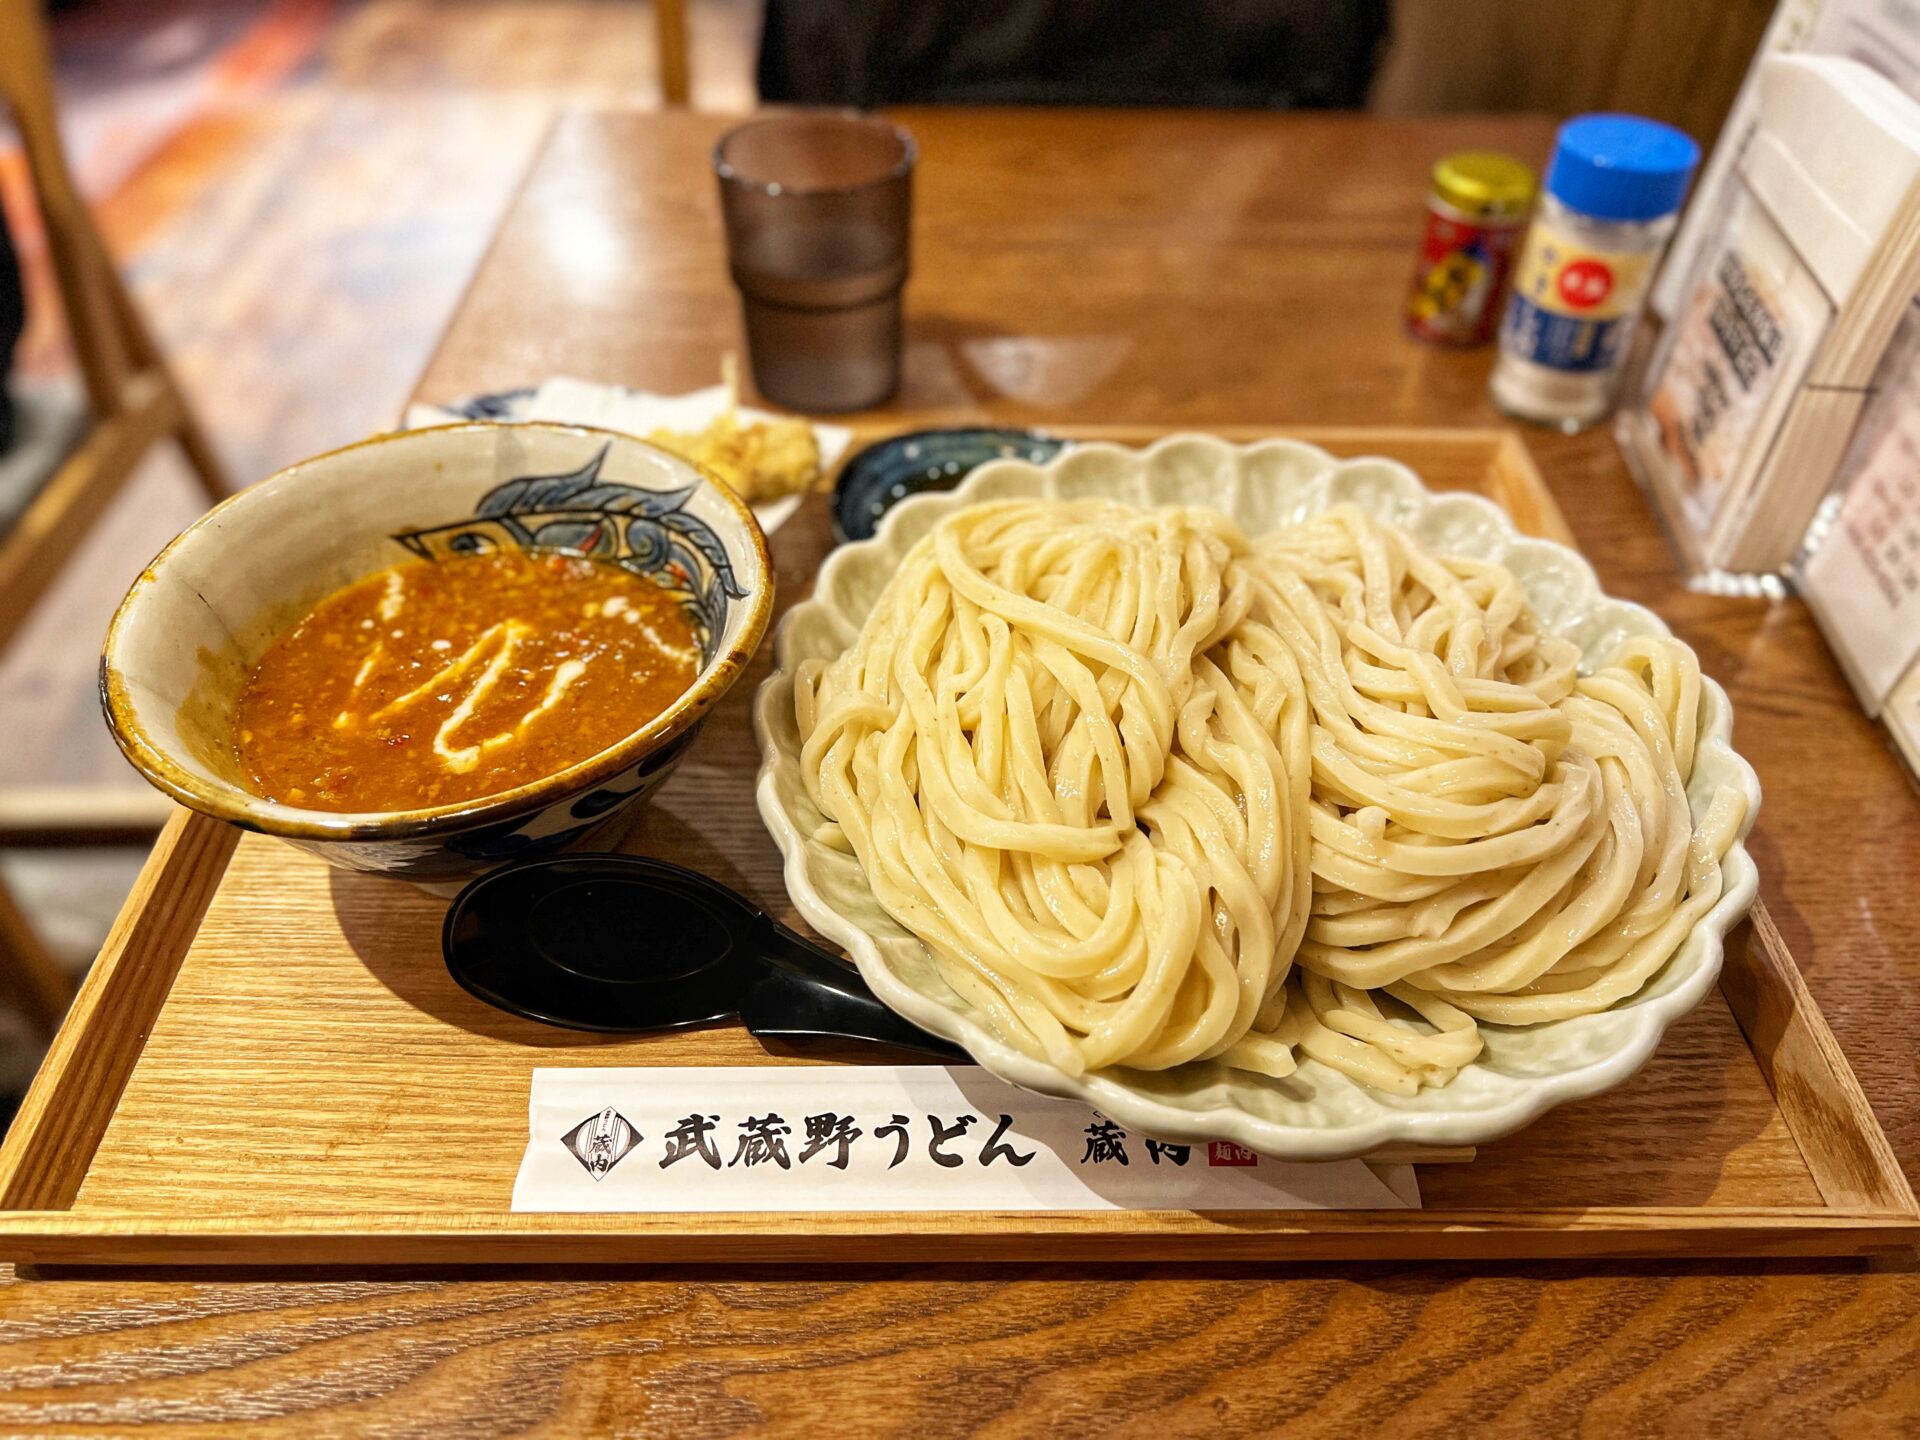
(2, 426, 1914, 1267)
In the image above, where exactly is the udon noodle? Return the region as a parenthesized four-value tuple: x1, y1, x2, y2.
(795, 499, 1746, 1095)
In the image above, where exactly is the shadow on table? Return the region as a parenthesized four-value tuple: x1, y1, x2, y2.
(328, 803, 763, 1048)
(1415, 977, 1788, 1212)
(328, 798, 1796, 1210)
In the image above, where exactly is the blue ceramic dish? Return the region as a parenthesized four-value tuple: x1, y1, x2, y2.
(831, 427, 1066, 542)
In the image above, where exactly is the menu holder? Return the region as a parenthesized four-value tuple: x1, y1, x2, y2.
(1622, 55, 1920, 585)
(1796, 302, 1920, 778)
(0, 425, 1912, 1268)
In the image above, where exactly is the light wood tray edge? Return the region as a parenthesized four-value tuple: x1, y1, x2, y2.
(2, 874, 1910, 1266)
(0, 1202, 1915, 1268)
(0, 808, 237, 1212)
(2, 425, 1912, 1265)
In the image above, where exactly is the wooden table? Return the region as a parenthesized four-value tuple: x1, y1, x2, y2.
(4, 108, 1919, 1433)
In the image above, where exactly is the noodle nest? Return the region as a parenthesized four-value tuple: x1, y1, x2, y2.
(784, 477, 1752, 1100)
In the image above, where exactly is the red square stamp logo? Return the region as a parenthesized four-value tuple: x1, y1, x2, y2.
(1207, 1141, 1258, 1167)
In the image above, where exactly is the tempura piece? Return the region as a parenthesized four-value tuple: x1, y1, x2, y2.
(647, 355, 820, 504)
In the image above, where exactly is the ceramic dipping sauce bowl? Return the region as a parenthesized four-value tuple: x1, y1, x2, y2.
(102, 421, 771, 881)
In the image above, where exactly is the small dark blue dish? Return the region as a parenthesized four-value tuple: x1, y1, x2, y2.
(832, 427, 1067, 542)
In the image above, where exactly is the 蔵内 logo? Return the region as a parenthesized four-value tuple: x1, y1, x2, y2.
(561, 1106, 642, 1180)
(1207, 1141, 1259, 1167)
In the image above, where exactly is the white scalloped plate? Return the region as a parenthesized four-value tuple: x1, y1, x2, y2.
(753, 436, 1762, 1159)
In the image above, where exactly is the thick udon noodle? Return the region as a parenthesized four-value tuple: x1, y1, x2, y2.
(795, 499, 1746, 1095)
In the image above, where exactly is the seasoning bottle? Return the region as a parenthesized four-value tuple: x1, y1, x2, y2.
(1490, 114, 1700, 431)
(1406, 152, 1535, 346)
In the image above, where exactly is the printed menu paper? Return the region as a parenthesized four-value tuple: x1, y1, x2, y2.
(1801, 304, 1920, 709)
(1643, 192, 1820, 529)
(1882, 652, 1920, 773)
(512, 1067, 1420, 1213)
(1645, 190, 1830, 543)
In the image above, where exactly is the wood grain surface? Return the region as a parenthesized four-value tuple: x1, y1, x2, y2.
(1372, 0, 1777, 152)
(6, 109, 1920, 1433)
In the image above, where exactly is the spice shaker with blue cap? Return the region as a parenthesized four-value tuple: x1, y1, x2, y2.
(1490, 114, 1701, 431)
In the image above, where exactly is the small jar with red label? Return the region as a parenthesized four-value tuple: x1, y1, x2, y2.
(1490, 114, 1700, 431)
(1406, 152, 1535, 346)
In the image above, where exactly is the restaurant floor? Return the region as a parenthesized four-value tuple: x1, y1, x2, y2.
(0, 0, 759, 1113)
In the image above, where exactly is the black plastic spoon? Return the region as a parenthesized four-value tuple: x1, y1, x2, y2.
(442, 853, 968, 1061)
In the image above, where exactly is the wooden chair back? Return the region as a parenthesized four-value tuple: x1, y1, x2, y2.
(0, 0, 137, 411)
(656, 0, 690, 106)
(0, 0, 232, 1037)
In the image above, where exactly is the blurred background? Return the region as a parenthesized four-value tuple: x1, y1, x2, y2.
(0, 0, 1777, 1112)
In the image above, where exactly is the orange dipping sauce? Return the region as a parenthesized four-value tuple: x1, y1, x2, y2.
(233, 550, 700, 812)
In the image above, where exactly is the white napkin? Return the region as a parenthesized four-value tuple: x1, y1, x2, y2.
(404, 377, 853, 536)
(512, 1066, 1420, 1212)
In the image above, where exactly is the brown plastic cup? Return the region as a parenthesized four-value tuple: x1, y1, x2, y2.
(713, 112, 915, 412)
